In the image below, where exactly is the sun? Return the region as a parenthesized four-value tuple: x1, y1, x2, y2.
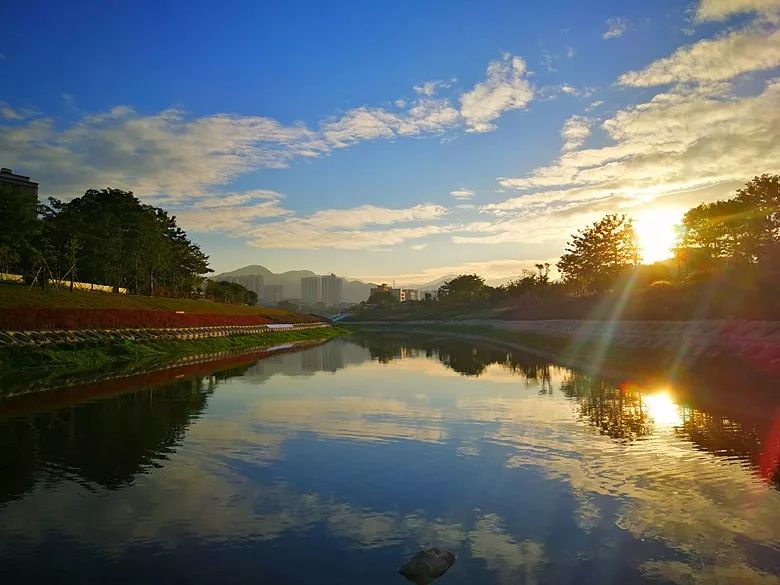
(633, 208, 684, 264)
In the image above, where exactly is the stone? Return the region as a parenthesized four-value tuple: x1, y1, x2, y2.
(398, 547, 456, 584)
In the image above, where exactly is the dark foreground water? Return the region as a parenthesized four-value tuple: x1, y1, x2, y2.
(1, 333, 779, 584)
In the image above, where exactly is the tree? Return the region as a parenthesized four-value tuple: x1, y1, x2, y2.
(40, 188, 212, 296)
(679, 198, 749, 265)
(735, 174, 779, 258)
(367, 290, 397, 306)
(0, 184, 39, 273)
(204, 280, 256, 305)
(557, 214, 639, 293)
(437, 274, 488, 303)
(678, 175, 780, 267)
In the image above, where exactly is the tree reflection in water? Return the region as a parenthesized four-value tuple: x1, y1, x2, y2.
(355, 331, 780, 487)
(0, 377, 214, 504)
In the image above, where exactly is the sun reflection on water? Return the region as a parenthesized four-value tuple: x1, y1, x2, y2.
(643, 389, 683, 428)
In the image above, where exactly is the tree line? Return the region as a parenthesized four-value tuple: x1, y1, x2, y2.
(360, 175, 779, 317)
(0, 186, 254, 304)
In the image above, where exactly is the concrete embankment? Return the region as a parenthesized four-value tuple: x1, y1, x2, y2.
(0, 322, 330, 348)
(349, 319, 780, 366)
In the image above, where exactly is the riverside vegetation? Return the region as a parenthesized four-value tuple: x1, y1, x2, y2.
(352, 175, 780, 322)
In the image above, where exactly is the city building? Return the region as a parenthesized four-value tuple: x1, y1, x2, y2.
(263, 284, 284, 303)
(301, 276, 322, 304)
(321, 273, 343, 306)
(399, 288, 420, 302)
(0, 168, 39, 199)
(301, 274, 344, 306)
(369, 283, 419, 303)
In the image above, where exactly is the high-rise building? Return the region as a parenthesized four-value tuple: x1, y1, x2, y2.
(321, 273, 343, 306)
(0, 168, 38, 199)
(301, 276, 322, 304)
(263, 284, 284, 303)
(301, 274, 344, 306)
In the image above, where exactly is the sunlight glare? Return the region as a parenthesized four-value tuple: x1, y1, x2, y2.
(644, 390, 683, 428)
(634, 208, 684, 264)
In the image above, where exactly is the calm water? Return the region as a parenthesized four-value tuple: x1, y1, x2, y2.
(1, 333, 779, 584)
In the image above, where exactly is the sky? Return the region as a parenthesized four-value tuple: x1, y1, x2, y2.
(1, 0, 778, 283)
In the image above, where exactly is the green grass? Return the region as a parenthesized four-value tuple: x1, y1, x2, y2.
(0, 326, 348, 383)
(0, 282, 307, 320)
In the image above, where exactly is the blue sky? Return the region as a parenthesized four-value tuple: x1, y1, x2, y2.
(1, 0, 778, 282)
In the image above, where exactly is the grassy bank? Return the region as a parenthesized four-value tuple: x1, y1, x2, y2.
(0, 283, 320, 325)
(0, 326, 347, 378)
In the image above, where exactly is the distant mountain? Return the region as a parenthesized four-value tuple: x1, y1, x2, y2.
(214, 264, 375, 303)
(214, 265, 517, 304)
(404, 274, 458, 291)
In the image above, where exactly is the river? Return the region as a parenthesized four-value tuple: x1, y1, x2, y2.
(1, 332, 779, 584)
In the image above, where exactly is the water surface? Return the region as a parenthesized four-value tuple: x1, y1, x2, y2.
(1, 333, 779, 584)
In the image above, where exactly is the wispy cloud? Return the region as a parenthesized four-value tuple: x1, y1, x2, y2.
(450, 188, 475, 199)
(479, 79, 780, 247)
(459, 54, 534, 133)
(619, 23, 780, 86)
(695, 0, 780, 21)
(413, 79, 455, 96)
(0, 54, 535, 199)
(603, 17, 630, 40)
(560, 115, 591, 152)
(0, 104, 23, 120)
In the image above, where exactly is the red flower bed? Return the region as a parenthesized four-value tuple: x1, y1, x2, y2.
(0, 308, 279, 330)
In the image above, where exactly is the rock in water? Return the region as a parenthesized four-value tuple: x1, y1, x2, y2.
(398, 547, 456, 584)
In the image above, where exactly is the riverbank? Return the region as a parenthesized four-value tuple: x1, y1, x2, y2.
(345, 319, 780, 376)
(0, 325, 346, 387)
(0, 283, 322, 329)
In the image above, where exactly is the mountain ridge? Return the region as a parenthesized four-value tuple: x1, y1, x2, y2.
(213, 265, 512, 303)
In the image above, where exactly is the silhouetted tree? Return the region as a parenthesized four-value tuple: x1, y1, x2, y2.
(367, 290, 398, 305)
(437, 274, 488, 304)
(557, 214, 639, 293)
(678, 175, 780, 268)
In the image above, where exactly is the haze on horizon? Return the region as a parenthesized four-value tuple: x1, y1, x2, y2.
(1, 0, 778, 283)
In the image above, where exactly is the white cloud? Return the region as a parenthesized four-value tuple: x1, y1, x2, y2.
(603, 17, 630, 40)
(413, 79, 454, 96)
(480, 78, 780, 246)
(566, 46, 576, 59)
(243, 203, 451, 250)
(192, 189, 282, 208)
(410, 243, 428, 251)
(304, 203, 446, 229)
(560, 83, 578, 95)
(560, 115, 591, 152)
(0, 53, 538, 200)
(0, 105, 23, 120)
(618, 24, 780, 87)
(450, 188, 475, 199)
(695, 0, 780, 21)
(459, 54, 534, 133)
(0, 106, 326, 197)
(249, 223, 452, 250)
(586, 100, 605, 111)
